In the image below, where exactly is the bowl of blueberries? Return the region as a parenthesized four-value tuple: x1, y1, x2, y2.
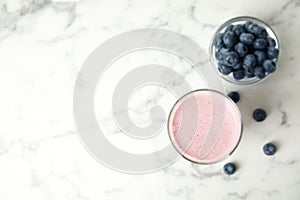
(209, 16, 280, 85)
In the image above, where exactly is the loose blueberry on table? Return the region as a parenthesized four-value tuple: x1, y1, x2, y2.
(263, 143, 277, 156)
(213, 21, 279, 81)
(223, 163, 236, 175)
(253, 108, 267, 122)
(228, 91, 240, 103)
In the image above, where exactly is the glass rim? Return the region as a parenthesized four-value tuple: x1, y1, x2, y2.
(167, 89, 243, 165)
(209, 16, 280, 86)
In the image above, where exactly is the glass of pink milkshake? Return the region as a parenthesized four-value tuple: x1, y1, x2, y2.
(168, 89, 242, 164)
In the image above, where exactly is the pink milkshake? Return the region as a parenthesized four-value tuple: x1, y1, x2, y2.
(168, 90, 242, 164)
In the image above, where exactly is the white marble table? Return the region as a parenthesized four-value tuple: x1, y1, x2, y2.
(0, 0, 300, 199)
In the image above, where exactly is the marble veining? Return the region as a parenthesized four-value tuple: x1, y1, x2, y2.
(279, 102, 289, 127)
(0, 0, 300, 199)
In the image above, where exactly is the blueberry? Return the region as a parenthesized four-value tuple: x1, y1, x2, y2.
(254, 66, 265, 79)
(213, 33, 225, 48)
(225, 24, 234, 32)
(257, 29, 268, 39)
(215, 50, 223, 60)
(263, 143, 277, 156)
(215, 47, 229, 60)
(254, 50, 267, 65)
(223, 31, 238, 48)
(233, 69, 245, 80)
(239, 33, 255, 45)
(243, 54, 257, 68)
(253, 108, 267, 122)
(223, 163, 236, 175)
(228, 91, 240, 103)
(243, 21, 253, 30)
(267, 37, 276, 47)
(246, 24, 263, 35)
(218, 65, 233, 75)
(267, 47, 279, 59)
(233, 24, 245, 36)
(224, 51, 240, 67)
(244, 67, 255, 78)
(263, 60, 276, 73)
(234, 43, 248, 57)
(253, 38, 268, 50)
(233, 63, 242, 70)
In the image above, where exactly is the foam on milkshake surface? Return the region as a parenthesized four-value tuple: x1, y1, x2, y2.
(168, 90, 242, 164)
